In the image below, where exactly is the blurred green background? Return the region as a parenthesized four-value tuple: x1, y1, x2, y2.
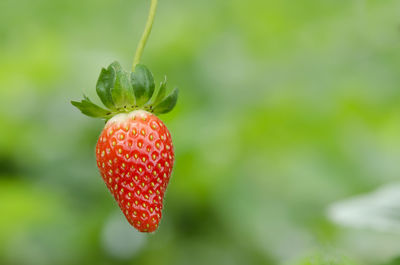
(1, 0, 400, 264)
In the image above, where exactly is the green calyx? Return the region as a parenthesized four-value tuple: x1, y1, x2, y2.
(71, 61, 178, 119)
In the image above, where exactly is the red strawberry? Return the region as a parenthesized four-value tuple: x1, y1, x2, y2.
(72, 61, 178, 232)
(96, 110, 174, 232)
(72, 0, 178, 232)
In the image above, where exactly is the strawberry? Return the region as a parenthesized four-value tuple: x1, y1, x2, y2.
(72, 0, 178, 232)
(71, 61, 178, 232)
(96, 110, 174, 232)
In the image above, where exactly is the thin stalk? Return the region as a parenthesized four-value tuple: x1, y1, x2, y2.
(132, 0, 158, 70)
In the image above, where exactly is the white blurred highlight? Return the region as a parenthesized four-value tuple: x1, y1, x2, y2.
(328, 183, 400, 233)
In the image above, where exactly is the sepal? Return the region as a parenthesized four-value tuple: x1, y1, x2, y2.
(96, 65, 116, 110)
(151, 76, 167, 107)
(109, 62, 135, 109)
(71, 96, 111, 118)
(72, 61, 178, 119)
(131, 64, 155, 106)
(153, 87, 179, 114)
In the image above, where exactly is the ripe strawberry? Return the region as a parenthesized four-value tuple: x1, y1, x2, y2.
(72, 61, 178, 232)
(96, 110, 174, 232)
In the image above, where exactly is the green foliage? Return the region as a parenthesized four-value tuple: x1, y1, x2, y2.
(109, 61, 135, 109)
(72, 61, 178, 118)
(96, 64, 118, 110)
(152, 87, 179, 114)
(151, 76, 167, 106)
(71, 95, 111, 118)
(131, 64, 155, 106)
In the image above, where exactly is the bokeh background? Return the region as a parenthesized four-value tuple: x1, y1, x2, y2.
(1, 0, 400, 264)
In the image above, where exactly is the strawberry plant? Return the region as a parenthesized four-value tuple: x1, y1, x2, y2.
(71, 0, 177, 233)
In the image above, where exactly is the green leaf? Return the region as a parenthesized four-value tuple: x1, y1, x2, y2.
(131, 64, 155, 106)
(151, 76, 167, 107)
(109, 62, 135, 109)
(71, 96, 111, 118)
(96, 65, 116, 110)
(74, 61, 178, 119)
(153, 87, 179, 114)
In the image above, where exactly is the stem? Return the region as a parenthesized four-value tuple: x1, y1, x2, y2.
(132, 0, 158, 71)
